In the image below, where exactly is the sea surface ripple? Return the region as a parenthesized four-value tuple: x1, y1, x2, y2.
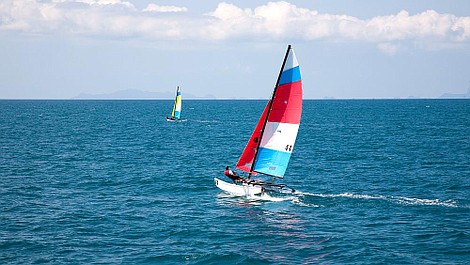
(0, 99, 469, 264)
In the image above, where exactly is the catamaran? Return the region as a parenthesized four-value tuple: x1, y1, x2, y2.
(166, 86, 182, 121)
(214, 45, 302, 196)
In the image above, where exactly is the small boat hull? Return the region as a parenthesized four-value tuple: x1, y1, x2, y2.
(166, 117, 186, 122)
(214, 178, 263, 196)
(166, 117, 178, 122)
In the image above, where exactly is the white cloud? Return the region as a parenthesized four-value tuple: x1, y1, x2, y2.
(364, 10, 467, 42)
(143, 4, 187, 13)
(53, 0, 135, 9)
(207, 2, 470, 44)
(0, 0, 469, 50)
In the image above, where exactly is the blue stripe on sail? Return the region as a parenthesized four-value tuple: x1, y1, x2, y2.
(253, 147, 292, 177)
(279, 66, 301, 85)
(174, 111, 181, 119)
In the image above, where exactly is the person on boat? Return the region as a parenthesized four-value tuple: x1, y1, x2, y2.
(224, 166, 245, 183)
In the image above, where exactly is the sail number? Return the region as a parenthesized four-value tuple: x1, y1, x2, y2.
(285, 145, 293, 152)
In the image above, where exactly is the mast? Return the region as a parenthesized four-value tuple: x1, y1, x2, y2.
(248, 45, 292, 178)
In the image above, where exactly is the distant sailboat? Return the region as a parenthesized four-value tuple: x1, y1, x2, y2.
(166, 86, 182, 121)
(214, 45, 302, 196)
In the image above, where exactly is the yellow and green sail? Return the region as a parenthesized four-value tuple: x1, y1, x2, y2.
(170, 86, 182, 119)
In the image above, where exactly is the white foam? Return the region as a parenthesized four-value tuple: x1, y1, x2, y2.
(219, 189, 464, 209)
(248, 193, 293, 202)
(391, 196, 459, 208)
(291, 197, 321, 207)
(192, 120, 218, 123)
(295, 191, 384, 200)
(296, 191, 461, 208)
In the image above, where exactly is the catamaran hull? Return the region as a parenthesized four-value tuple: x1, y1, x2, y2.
(214, 178, 263, 196)
(166, 117, 186, 122)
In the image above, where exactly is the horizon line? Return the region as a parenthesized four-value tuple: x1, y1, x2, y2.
(1, 98, 468, 101)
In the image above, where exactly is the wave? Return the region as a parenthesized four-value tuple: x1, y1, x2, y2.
(191, 119, 218, 123)
(295, 191, 465, 208)
(216, 191, 300, 205)
(291, 196, 321, 207)
(252, 193, 295, 202)
(389, 196, 460, 208)
(216, 189, 466, 209)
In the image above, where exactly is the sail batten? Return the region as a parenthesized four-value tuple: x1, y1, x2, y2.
(236, 45, 302, 178)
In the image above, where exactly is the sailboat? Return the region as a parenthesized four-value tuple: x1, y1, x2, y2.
(214, 45, 302, 196)
(166, 86, 182, 121)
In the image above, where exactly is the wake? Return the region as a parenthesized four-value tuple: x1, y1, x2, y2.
(216, 192, 296, 208)
(191, 119, 219, 123)
(294, 191, 465, 208)
(249, 193, 295, 202)
(217, 189, 467, 209)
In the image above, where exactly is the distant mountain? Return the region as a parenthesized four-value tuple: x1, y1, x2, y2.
(440, 88, 470, 99)
(72, 89, 215, 99)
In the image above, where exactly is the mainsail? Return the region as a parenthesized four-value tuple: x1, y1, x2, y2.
(236, 45, 302, 178)
(171, 86, 182, 119)
(236, 102, 269, 175)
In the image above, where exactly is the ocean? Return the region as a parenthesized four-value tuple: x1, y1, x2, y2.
(1, 99, 469, 264)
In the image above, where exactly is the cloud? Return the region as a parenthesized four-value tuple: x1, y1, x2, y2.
(365, 10, 470, 42)
(207, 2, 470, 44)
(54, 0, 135, 9)
(142, 4, 187, 13)
(0, 0, 469, 50)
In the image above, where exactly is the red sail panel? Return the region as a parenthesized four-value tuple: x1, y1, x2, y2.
(267, 80, 302, 124)
(236, 102, 270, 174)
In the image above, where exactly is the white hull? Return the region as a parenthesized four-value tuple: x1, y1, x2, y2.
(214, 178, 263, 196)
(166, 117, 186, 122)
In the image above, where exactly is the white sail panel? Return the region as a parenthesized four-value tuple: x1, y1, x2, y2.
(259, 122, 299, 153)
(283, 49, 299, 71)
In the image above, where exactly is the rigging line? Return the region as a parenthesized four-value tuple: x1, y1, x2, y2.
(253, 170, 284, 179)
(249, 181, 296, 193)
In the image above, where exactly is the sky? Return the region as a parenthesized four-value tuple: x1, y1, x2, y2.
(0, 0, 469, 99)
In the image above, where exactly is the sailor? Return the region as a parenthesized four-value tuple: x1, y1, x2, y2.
(224, 166, 244, 183)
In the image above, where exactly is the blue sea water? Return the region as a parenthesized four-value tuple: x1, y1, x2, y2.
(0, 99, 469, 264)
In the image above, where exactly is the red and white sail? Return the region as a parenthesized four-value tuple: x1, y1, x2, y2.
(236, 45, 302, 178)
